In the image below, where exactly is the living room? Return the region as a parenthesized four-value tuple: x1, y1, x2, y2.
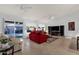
(0, 4, 79, 55)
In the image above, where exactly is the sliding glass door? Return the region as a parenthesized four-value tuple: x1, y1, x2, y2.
(15, 25, 23, 38)
(4, 24, 15, 37)
(4, 21, 23, 38)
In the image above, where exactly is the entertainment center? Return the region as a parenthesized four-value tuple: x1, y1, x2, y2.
(48, 25, 64, 36)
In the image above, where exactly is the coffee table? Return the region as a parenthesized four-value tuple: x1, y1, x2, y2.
(0, 44, 14, 55)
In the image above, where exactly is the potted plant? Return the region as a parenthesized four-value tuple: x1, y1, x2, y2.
(0, 38, 10, 48)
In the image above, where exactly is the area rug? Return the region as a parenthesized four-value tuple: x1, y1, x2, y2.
(47, 37, 58, 43)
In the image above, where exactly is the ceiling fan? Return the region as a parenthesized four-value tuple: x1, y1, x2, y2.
(19, 4, 32, 11)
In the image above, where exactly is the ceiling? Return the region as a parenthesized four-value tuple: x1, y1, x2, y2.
(0, 4, 79, 22)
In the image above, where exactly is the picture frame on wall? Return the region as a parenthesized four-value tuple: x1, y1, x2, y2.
(68, 22, 75, 31)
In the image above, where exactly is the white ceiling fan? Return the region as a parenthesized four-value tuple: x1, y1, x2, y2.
(15, 4, 32, 17)
(19, 4, 32, 11)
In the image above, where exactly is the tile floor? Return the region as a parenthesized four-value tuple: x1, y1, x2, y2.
(14, 36, 79, 55)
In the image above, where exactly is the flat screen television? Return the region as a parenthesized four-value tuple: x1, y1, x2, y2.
(52, 26, 59, 31)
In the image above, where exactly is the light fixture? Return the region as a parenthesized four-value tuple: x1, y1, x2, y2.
(50, 16, 54, 20)
(16, 4, 32, 16)
(20, 4, 32, 10)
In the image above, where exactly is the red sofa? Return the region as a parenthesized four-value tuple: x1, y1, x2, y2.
(29, 31, 48, 44)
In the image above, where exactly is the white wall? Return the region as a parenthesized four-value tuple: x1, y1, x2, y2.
(0, 17, 3, 34)
(22, 11, 79, 38)
(0, 12, 79, 38)
(0, 5, 79, 38)
(47, 11, 79, 38)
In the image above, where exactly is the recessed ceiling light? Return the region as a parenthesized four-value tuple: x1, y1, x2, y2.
(50, 16, 54, 20)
